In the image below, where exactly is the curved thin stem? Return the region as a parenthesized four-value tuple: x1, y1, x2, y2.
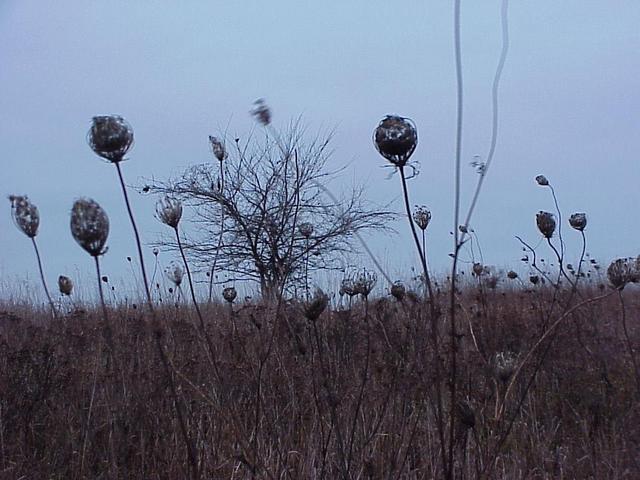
(398, 165, 445, 473)
(448, 0, 464, 476)
(460, 0, 509, 233)
(548, 185, 565, 261)
(114, 162, 154, 310)
(31, 237, 57, 319)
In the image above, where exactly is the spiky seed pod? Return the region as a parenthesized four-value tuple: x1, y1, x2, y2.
(208, 136, 227, 162)
(412, 206, 432, 231)
(222, 286, 237, 303)
(8, 195, 39, 238)
(529, 275, 540, 285)
(304, 288, 329, 321)
(607, 258, 638, 289)
(390, 281, 406, 301)
(373, 115, 417, 167)
(70, 198, 109, 257)
(58, 275, 73, 296)
(87, 115, 134, 163)
(569, 212, 587, 231)
(536, 211, 556, 239)
(535, 175, 549, 186)
(472, 263, 484, 277)
(495, 351, 517, 383)
(156, 196, 183, 229)
(298, 222, 314, 239)
(507, 270, 518, 280)
(165, 261, 184, 287)
(251, 98, 272, 126)
(354, 269, 377, 298)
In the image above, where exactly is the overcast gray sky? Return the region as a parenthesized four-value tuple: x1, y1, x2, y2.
(1, 1, 639, 302)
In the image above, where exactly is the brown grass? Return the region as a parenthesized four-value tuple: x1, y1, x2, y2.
(0, 285, 639, 479)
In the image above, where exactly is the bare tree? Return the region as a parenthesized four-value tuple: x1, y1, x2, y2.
(147, 121, 394, 299)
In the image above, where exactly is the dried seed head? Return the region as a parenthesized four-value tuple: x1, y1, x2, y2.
(390, 281, 406, 301)
(88, 115, 134, 163)
(8, 195, 39, 238)
(354, 269, 377, 298)
(535, 175, 549, 186)
(152, 247, 159, 256)
(251, 98, 272, 126)
(472, 263, 484, 277)
(507, 270, 518, 280)
(222, 286, 237, 303)
(495, 351, 517, 383)
(156, 196, 183, 229)
(529, 275, 540, 285)
(298, 222, 314, 239)
(607, 258, 639, 289)
(70, 198, 109, 257)
(58, 275, 73, 296)
(340, 278, 357, 298)
(208, 136, 227, 162)
(165, 261, 184, 287)
(304, 288, 329, 321)
(412, 206, 431, 231)
(536, 211, 556, 239)
(373, 115, 417, 167)
(569, 212, 587, 231)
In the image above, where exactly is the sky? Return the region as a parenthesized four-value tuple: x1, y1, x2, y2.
(1, 1, 639, 302)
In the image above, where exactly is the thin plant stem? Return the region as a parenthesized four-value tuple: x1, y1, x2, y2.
(114, 162, 198, 480)
(174, 227, 221, 378)
(448, 0, 464, 476)
(208, 158, 226, 302)
(114, 162, 154, 310)
(460, 0, 509, 232)
(398, 165, 445, 473)
(94, 256, 110, 328)
(31, 237, 57, 319)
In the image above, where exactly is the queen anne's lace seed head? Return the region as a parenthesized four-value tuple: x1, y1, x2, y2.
(208, 136, 227, 162)
(607, 258, 639, 289)
(535, 175, 549, 186)
(373, 115, 417, 167)
(412, 206, 431, 231)
(251, 99, 272, 126)
(58, 275, 73, 296)
(536, 211, 556, 239)
(339, 278, 357, 298)
(354, 269, 377, 298)
(390, 281, 406, 301)
(222, 286, 237, 303)
(70, 198, 109, 257)
(8, 195, 39, 238)
(156, 196, 183, 229)
(165, 261, 184, 287)
(88, 115, 134, 163)
(472, 263, 484, 277)
(298, 222, 314, 239)
(304, 288, 329, 321)
(569, 213, 587, 231)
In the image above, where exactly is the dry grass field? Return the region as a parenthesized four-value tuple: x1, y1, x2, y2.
(1, 282, 638, 479)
